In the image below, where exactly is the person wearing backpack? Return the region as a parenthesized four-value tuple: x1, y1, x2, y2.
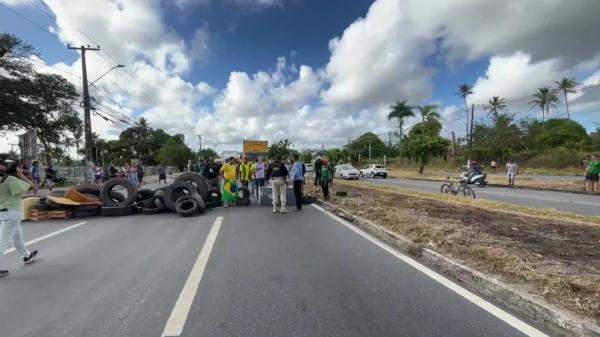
(0, 160, 39, 278)
(266, 156, 289, 213)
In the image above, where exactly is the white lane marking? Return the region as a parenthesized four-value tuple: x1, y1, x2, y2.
(3, 221, 88, 255)
(162, 216, 223, 337)
(311, 204, 548, 337)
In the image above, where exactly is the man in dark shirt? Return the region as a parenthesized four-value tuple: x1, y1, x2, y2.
(44, 163, 58, 191)
(266, 157, 289, 213)
(203, 158, 222, 190)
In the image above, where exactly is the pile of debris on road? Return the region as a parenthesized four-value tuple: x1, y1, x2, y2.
(24, 173, 250, 220)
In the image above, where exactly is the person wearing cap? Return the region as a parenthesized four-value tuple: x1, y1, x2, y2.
(220, 157, 238, 207)
(0, 160, 39, 278)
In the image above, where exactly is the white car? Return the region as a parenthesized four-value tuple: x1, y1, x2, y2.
(360, 164, 388, 179)
(334, 165, 360, 180)
(305, 163, 314, 173)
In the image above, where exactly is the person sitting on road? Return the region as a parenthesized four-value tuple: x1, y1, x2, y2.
(266, 156, 289, 213)
(0, 160, 39, 278)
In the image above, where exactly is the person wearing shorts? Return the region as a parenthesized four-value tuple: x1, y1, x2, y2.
(505, 160, 518, 186)
(584, 155, 600, 192)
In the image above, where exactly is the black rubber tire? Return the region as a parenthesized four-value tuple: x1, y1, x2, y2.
(45, 198, 63, 209)
(73, 207, 100, 218)
(73, 184, 101, 197)
(74, 204, 101, 212)
(164, 182, 196, 212)
(137, 188, 155, 202)
(101, 178, 137, 207)
(302, 195, 316, 204)
(33, 203, 52, 211)
(154, 198, 169, 212)
(139, 197, 156, 208)
(235, 187, 251, 206)
(141, 207, 161, 214)
(175, 195, 199, 216)
(206, 188, 222, 207)
(192, 193, 206, 213)
(440, 184, 452, 194)
(100, 205, 133, 216)
(335, 191, 348, 196)
(174, 173, 209, 201)
(235, 198, 251, 206)
(154, 188, 167, 200)
(110, 191, 126, 203)
(48, 190, 65, 197)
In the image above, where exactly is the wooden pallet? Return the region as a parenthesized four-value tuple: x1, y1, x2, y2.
(28, 209, 49, 221)
(48, 209, 73, 219)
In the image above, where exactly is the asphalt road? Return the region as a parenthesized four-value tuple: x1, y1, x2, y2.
(0, 204, 551, 337)
(359, 177, 600, 215)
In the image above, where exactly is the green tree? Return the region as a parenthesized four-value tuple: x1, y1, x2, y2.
(347, 132, 387, 161)
(158, 136, 193, 171)
(0, 33, 81, 156)
(300, 150, 313, 163)
(483, 96, 507, 122)
(198, 148, 218, 160)
(529, 87, 559, 125)
(535, 118, 587, 149)
(268, 139, 296, 159)
(456, 83, 473, 143)
(554, 77, 578, 120)
(403, 126, 450, 174)
(387, 100, 414, 161)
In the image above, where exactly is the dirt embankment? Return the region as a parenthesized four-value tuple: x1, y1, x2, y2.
(307, 182, 600, 320)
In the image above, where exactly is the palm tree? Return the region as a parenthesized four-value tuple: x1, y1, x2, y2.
(416, 104, 440, 135)
(456, 83, 473, 142)
(387, 100, 414, 163)
(555, 77, 578, 120)
(483, 96, 507, 121)
(529, 87, 559, 126)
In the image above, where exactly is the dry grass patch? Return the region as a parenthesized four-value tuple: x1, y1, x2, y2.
(308, 182, 600, 319)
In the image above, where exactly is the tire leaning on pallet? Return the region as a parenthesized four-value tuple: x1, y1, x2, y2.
(174, 173, 209, 201)
(100, 205, 133, 216)
(101, 178, 137, 207)
(175, 195, 199, 216)
(164, 181, 196, 212)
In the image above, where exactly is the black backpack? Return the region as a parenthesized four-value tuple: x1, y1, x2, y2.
(270, 161, 283, 177)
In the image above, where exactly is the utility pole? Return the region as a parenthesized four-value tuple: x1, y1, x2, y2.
(368, 139, 372, 163)
(450, 131, 456, 159)
(197, 134, 202, 151)
(469, 104, 475, 166)
(8, 143, 18, 153)
(67, 44, 100, 163)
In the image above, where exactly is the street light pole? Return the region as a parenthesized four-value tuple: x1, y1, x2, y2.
(90, 64, 125, 86)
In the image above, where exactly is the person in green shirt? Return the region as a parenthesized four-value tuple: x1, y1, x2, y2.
(0, 161, 39, 278)
(320, 160, 332, 200)
(584, 155, 600, 191)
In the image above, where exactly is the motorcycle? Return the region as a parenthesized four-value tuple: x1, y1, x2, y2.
(460, 169, 487, 187)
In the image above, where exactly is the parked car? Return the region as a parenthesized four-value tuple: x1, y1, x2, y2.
(334, 165, 360, 180)
(360, 164, 388, 178)
(305, 163, 314, 173)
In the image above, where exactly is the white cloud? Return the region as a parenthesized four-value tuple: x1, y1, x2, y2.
(190, 24, 212, 63)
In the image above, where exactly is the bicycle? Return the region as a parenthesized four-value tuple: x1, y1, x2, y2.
(440, 177, 476, 199)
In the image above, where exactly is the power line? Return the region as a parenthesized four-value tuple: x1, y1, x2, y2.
(16, 56, 81, 79)
(0, 2, 56, 38)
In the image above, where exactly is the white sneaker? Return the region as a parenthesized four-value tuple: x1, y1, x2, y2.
(280, 208, 288, 214)
(272, 208, 278, 213)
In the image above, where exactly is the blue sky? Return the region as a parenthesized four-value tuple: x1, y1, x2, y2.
(1, 0, 599, 151)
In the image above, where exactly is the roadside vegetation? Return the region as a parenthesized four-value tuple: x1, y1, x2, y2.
(309, 180, 600, 319)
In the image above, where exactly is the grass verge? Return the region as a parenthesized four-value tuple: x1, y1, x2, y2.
(308, 180, 600, 320)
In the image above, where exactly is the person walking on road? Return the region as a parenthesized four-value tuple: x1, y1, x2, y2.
(252, 157, 266, 197)
(505, 159, 518, 186)
(30, 161, 40, 195)
(158, 164, 167, 184)
(291, 154, 304, 211)
(136, 164, 144, 186)
(582, 155, 591, 190)
(314, 155, 323, 187)
(320, 159, 332, 200)
(584, 155, 600, 192)
(0, 160, 39, 278)
(44, 162, 58, 191)
(220, 157, 238, 208)
(94, 164, 102, 186)
(266, 156, 289, 213)
(239, 157, 254, 188)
